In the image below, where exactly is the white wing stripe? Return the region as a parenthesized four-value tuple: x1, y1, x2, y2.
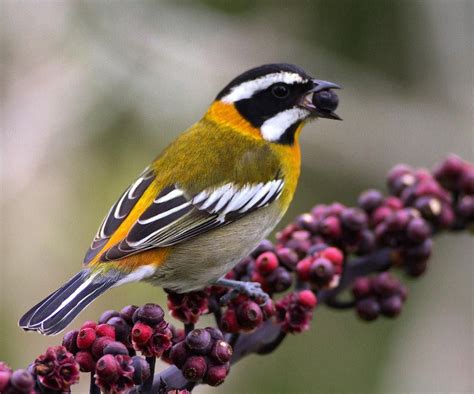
(258, 180, 282, 207)
(212, 187, 236, 213)
(222, 185, 255, 214)
(200, 184, 231, 210)
(239, 182, 272, 213)
(154, 189, 183, 203)
(138, 202, 192, 225)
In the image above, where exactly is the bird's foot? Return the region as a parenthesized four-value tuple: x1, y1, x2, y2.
(214, 278, 270, 306)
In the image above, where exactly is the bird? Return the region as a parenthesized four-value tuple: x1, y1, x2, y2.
(19, 63, 341, 335)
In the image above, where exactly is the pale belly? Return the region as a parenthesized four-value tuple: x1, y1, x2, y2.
(146, 204, 283, 292)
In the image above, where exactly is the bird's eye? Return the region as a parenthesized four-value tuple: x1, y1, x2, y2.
(271, 84, 290, 99)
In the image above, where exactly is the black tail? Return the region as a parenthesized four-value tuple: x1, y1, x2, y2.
(19, 271, 115, 335)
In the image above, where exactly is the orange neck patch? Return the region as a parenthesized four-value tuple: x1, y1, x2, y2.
(204, 101, 261, 139)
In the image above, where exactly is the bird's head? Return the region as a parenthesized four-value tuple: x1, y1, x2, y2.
(207, 63, 341, 145)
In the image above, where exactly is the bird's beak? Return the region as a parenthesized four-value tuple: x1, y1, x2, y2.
(299, 79, 342, 120)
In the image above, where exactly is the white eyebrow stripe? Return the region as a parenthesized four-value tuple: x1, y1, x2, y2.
(260, 107, 309, 142)
(221, 72, 307, 103)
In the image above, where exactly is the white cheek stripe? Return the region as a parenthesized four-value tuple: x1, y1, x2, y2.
(221, 72, 306, 103)
(260, 107, 309, 142)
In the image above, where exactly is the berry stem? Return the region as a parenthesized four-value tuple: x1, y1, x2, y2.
(89, 372, 100, 394)
(142, 357, 156, 392)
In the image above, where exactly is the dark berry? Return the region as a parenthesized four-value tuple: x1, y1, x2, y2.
(312, 89, 339, 112)
(185, 329, 212, 354)
(106, 317, 131, 343)
(131, 356, 150, 385)
(10, 369, 35, 393)
(205, 327, 224, 341)
(103, 341, 129, 356)
(358, 189, 384, 212)
(62, 330, 79, 354)
(204, 364, 228, 386)
(169, 341, 189, 368)
(98, 310, 120, 324)
(132, 303, 164, 326)
(309, 258, 335, 287)
(120, 305, 139, 325)
(182, 356, 207, 381)
(210, 340, 233, 364)
(380, 295, 403, 317)
(407, 217, 431, 242)
(356, 298, 380, 321)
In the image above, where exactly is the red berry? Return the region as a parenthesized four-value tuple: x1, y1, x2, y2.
(296, 257, 312, 281)
(255, 251, 279, 275)
(236, 301, 263, 331)
(132, 322, 153, 345)
(204, 364, 228, 386)
(75, 351, 96, 372)
(0, 370, 11, 392)
(297, 290, 317, 309)
(76, 327, 96, 349)
(182, 356, 207, 382)
(81, 320, 97, 330)
(321, 247, 344, 266)
(221, 309, 240, 333)
(95, 324, 116, 339)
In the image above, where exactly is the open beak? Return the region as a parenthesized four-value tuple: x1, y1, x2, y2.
(299, 79, 342, 120)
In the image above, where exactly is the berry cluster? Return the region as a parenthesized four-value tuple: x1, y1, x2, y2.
(275, 290, 318, 333)
(296, 246, 344, 289)
(3, 155, 472, 393)
(61, 304, 172, 392)
(352, 273, 408, 321)
(226, 241, 296, 295)
(278, 204, 373, 256)
(220, 295, 275, 333)
(166, 290, 210, 325)
(169, 328, 232, 386)
(0, 363, 36, 394)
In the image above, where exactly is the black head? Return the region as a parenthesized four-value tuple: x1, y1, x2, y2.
(215, 63, 340, 144)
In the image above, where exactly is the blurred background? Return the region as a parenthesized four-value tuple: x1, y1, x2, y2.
(1, 0, 472, 392)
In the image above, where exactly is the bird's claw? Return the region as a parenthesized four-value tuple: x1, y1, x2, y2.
(218, 280, 270, 306)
